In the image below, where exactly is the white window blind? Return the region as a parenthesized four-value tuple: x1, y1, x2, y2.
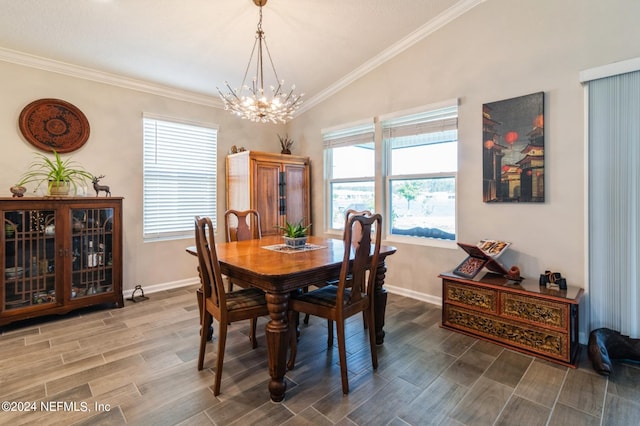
(381, 106, 458, 141)
(322, 121, 375, 149)
(143, 116, 218, 240)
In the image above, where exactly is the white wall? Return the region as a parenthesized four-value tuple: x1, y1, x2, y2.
(287, 0, 640, 339)
(0, 61, 285, 293)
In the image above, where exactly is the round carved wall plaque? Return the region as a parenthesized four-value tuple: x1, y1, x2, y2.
(19, 98, 90, 153)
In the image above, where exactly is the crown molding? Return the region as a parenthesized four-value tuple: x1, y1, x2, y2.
(296, 0, 486, 115)
(0, 46, 223, 108)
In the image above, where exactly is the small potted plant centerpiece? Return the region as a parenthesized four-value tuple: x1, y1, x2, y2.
(277, 219, 311, 248)
(17, 150, 94, 196)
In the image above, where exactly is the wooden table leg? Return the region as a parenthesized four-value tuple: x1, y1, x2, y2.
(264, 291, 289, 402)
(373, 260, 389, 345)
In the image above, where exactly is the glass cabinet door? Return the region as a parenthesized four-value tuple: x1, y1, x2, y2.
(70, 207, 115, 299)
(3, 209, 57, 311)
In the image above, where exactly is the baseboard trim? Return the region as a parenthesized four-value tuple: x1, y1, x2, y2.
(124, 279, 443, 309)
(123, 277, 199, 299)
(385, 284, 442, 307)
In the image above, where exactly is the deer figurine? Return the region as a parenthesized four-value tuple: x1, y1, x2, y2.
(92, 175, 111, 197)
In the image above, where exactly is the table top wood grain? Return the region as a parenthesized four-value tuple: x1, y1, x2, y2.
(187, 235, 396, 293)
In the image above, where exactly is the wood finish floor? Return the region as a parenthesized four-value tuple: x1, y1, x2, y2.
(1, 285, 639, 425)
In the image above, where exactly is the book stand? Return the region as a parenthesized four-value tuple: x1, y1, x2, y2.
(453, 242, 509, 279)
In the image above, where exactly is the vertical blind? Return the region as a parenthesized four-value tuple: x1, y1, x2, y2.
(588, 70, 640, 338)
(143, 116, 218, 240)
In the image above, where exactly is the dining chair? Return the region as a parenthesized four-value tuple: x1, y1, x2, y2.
(194, 216, 269, 396)
(224, 209, 262, 242)
(309, 209, 373, 326)
(287, 213, 382, 394)
(224, 209, 262, 291)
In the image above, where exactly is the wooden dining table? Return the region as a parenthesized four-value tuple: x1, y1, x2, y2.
(187, 234, 396, 402)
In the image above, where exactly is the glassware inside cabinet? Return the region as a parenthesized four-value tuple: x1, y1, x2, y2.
(70, 207, 115, 298)
(3, 209, 57, 310)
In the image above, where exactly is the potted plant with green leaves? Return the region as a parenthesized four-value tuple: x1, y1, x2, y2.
(18, 150, 94, 196)
(276, 219, 311, 248)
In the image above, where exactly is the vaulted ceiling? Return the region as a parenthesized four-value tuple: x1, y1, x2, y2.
(0, 0, 483, 112)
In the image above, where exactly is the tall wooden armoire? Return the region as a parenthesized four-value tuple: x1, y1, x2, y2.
(226, 151, 311, 237)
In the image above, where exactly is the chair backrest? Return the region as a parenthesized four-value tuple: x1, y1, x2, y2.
(343, 209, 373, 247)
(224, 209, 262, 242)
(343, 209, 372, 226)
(337, 213, 382, 307)
(195, 216, 226, 310)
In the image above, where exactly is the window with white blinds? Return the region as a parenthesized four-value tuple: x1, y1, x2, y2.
(382, 101, 458, 242)
(143, 115, 218, 241)
(322, 121, 375, 231)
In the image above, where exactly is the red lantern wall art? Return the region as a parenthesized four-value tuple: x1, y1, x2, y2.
(482, 92, 545, 202)
(504, 131, 519, 145)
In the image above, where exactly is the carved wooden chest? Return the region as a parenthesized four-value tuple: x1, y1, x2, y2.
(440, 272, 583, 367)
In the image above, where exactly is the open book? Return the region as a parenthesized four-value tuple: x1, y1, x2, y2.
(476, 239, 511, 258)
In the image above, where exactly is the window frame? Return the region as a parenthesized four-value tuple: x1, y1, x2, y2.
(382, 100, 459, 247)
(322, 120, 376, 235)
(142, 113, 218, 242)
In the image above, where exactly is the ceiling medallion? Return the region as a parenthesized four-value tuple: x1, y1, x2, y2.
(19, 98, 90, 153)
(217, 0, 303, 124)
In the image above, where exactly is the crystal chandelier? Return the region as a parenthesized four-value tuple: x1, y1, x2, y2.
(217, 0, 303, 124)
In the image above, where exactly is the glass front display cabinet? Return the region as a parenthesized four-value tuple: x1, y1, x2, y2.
(1, 197, 123, 327)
